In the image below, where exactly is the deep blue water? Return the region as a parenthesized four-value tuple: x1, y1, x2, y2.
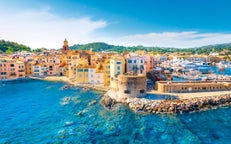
(1, 80, 231, 143)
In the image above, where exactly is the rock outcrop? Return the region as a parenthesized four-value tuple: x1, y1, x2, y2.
(100, 94, 117, 109)
(126, 94, 231, 114)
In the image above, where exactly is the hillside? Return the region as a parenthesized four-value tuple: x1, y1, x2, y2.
(70, 42, 231, 54)
(70, 42, 170, 54)
(0, 40, 31, 53)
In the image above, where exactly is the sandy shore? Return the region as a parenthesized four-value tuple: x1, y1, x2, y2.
(148, 90, 231, 99)
(30, 76, 109, 92)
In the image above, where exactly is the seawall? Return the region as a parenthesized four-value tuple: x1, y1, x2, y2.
(101, 91, 231, 114)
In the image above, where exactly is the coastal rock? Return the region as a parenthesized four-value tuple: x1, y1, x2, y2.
(100, 94, 117, 109)
(104, 92, 231, 114)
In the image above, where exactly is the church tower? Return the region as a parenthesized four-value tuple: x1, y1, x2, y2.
(62, 38, 69, 52)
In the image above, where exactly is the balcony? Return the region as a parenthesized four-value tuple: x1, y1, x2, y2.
(10, 73, 16, 76)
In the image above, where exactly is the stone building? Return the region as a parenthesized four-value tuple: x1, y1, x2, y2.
(116, 74, 147, 98)
(156, 81, 231, 93)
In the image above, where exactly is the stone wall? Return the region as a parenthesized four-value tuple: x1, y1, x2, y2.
(156, 81, 231, 93)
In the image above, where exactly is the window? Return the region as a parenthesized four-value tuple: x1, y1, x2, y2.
(10, 64, 14, 67)
(116, 62, 121, 64)
(84, 69, 88, 72)
(78, 69, 83, 72)
(141, 60, 143, 63)
(124, 90, 130, 94)
(140, 90, 145, 93)
(91, 74, 93, 78)
(134, 60, 136, 63)
(79, 74, 82, 77)
(128, 60, 132, 63)
(117, 66, 120, 70)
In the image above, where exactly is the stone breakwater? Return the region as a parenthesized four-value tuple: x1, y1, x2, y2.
(101, 93, 231, 114)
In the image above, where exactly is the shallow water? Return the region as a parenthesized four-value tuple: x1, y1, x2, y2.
(0, 80, 231, 143)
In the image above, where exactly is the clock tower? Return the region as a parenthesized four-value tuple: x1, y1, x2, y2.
(62, 38, 69, 52)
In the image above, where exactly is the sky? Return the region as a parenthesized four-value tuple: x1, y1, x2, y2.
(1, 0, 231, 49)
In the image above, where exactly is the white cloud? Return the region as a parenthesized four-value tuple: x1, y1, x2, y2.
(1, 6, 231, 49)
(0, 7, 107, 49)
(104, 32, 231, 48)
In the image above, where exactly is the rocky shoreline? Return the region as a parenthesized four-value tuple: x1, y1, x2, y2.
(101, 92, 231, 114)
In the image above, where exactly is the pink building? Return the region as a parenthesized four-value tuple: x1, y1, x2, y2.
(141, 54, 154, 72)
(0, 59, 25, 80)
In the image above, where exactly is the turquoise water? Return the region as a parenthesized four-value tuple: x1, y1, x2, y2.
(1, 80, 231, 143)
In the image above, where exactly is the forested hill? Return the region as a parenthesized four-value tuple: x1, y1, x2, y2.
(70, 42, 231, 54)
(1, 39, 231, 55)
(70, 42, 167, 53)
(0, 40, 31, 53)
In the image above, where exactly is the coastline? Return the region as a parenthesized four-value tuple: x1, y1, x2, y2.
(29, 76, 109, 92)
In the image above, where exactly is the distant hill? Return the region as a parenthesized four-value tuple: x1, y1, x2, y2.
(0, 40, 31, 53)
(70, 42, 170, 54)
(1, 39, 231, 55)
(70, 42, 231, 54)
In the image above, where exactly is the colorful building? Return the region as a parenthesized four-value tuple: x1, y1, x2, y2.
(76, 64, 89, 84)
(110, 56, 125, 88)
(126, 55, 146, 74)
(103, 59, 110, 86)
(0, 59, 25, 80)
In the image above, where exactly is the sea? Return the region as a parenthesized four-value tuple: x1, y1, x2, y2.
(0, 66, 231, 143)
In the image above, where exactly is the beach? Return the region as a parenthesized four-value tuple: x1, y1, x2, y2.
(29, 76, 109, 92)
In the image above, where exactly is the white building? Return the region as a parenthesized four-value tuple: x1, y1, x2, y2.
(88, 68, 104, 84)
(126, 55, 146, 74)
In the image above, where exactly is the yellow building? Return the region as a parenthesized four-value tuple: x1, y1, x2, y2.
(25, 61, 35, 76)
(110, 56, 125, 88)
(76, 64, 89, 84)
(103, 59, 110, 86)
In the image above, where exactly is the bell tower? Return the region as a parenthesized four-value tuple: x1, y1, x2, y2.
(62, 38, 69, 52)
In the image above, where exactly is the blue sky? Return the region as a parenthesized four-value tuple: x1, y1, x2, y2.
(1, 0, 231, 48)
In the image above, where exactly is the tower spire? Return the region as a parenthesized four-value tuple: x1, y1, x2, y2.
(62, 38, 69, 52)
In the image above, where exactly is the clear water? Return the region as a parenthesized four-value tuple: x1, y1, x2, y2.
(0, 80, 231, 143)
